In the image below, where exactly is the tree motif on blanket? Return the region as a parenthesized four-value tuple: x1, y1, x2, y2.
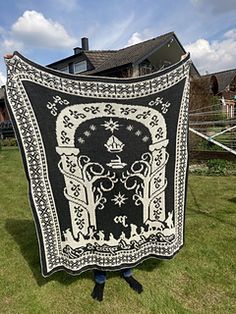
(56, 102, 173, 251)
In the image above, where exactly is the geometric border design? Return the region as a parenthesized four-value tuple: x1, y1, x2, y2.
(7, 53, 191, 99)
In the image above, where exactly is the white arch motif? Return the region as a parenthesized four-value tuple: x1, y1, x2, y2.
(56, 103, 167, 146)
(56, 103, 169, 240)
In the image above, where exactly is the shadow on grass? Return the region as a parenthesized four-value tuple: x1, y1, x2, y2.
(137, 258, 164, 272)
(228, 197, 236, 203)
(188, 184, 236, 228)
(5, 218, 162, 285)
(5, 218, 92, 287)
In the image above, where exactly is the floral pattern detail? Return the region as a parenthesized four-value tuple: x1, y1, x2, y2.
(161, 102, 171, 114)
(54, 95, 70, 106)
(154, 174, 162, 189)
(136, 110, 151, 119)
(154, 153, 162, 168)
(153, 208, 162, 220)
(47, 102, 57, 116)
(153, 197, 162, 220)
(104, 104, 115, 115)
(120, 107, 137, 115)
(149, 97, 163, 107)
(155, 127, 164, 140)
(150, 115, 159, 127)
(84, 106, 100, 114)
(153, 196, 162, 208)
(65, 157, 76, 173)
(63, 115, 74, 128)
(47, 96, 69, 116)
(61, 130, 70, 144)
(69, 109, 86, 119)
(75, 206, 85, 229)
(70, 181, 81, 197)
(148, 96, 171, 114)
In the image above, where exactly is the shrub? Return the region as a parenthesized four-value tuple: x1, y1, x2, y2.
(207, 159, 231, 175)
(1, 137, 18, 147)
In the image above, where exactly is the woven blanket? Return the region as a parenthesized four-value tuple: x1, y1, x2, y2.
(5, 52, 190, 276)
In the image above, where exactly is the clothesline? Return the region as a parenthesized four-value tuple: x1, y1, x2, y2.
(190, 119, 236, 126)
(189, 110, 225, 116)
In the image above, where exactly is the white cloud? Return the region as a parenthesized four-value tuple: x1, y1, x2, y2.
(185, 28, 236, 74)
(127, 32, 145, 46)
(1, 38, 23, 53)
(224, 29, 236, 39)
(0, 71, 6, 86)
(11, 10, 77, 48)
(126, 30, 153, 47)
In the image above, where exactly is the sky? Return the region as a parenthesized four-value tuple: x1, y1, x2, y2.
(0, 0, 236, 85)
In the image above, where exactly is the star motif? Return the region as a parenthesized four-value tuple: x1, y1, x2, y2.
(89, 124, 96, 131)
(142, 135, 150, 142)
(78, 137, 85, 144)
(101, 118, 120, 133)
(111, 192, 128, 208)
(84, 130, 91, 137)
(135, 130, 142, 136)
(126, 124, 134, 131)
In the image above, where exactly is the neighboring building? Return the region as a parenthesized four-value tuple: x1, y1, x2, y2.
(203, 69, 236, 119)
(48, 32, 199, 78)
(0, 87, 9, 123)
(0, 86, 15, 139)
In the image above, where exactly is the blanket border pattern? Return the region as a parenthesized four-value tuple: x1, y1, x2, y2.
(5, 53, 190, 276)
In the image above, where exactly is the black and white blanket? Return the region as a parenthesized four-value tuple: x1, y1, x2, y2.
(5, 52, 190, 276)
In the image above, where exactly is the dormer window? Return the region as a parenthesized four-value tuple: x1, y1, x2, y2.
(74, 60, 87, 74)
(59, 65, 69, 73)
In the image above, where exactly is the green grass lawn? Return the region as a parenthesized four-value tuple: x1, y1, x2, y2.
(0, 148, 235, 314)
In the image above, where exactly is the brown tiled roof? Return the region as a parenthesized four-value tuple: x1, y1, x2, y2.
(47, 31, 196, 76)
(87, 32, 175, 74)
(84, 50, 116, 69)
(47, 50, 116, 67)
(204, 68, 236, 93)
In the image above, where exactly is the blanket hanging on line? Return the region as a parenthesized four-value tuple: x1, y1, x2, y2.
(5, 52, 190, 277)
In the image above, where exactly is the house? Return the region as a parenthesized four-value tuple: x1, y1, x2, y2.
(48, 32, 199, 78)
(203, 69, 236, 119)
(0, 31, 199, 127)
(0, 87, 9, 123)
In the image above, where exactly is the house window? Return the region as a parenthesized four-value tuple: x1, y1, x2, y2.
(59, 66, 69, 73)
(74, 60, 87, 74)
(139, 60, 153, 76)
(140, 65, 152, 76)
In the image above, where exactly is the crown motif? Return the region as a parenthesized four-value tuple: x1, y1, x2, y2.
(104, 135, 125, 153)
